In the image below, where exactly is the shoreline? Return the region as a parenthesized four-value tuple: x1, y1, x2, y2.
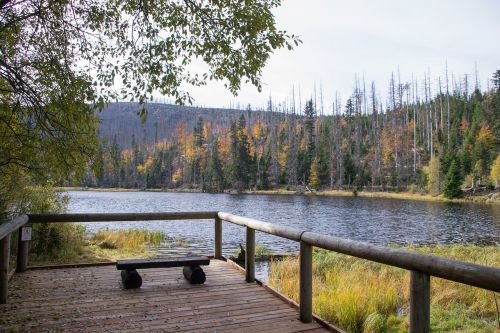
(56, 186, 500, 205)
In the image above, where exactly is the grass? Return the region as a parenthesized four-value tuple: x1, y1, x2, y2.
(269, 245, 500, 333)
(29, 227, 176, 266)
(314, 190, 499, 205)
(252, 188, 500, 205)
(55, 186, 140, 192)
(232, 243, 271, 260)
(90, 228, 167, 252)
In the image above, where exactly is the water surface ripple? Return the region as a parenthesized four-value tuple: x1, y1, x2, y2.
(68, 191, 500, 255)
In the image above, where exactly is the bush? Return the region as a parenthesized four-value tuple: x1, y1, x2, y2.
(10, 183, 90, 264)
(31, 223, 87, 261)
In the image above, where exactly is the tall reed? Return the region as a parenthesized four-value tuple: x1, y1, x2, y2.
(269, 245, 500, 333)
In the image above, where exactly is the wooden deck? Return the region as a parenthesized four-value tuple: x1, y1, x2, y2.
(0, 260, 330, 332)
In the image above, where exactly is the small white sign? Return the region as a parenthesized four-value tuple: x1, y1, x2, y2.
(21, 227, 32, 241)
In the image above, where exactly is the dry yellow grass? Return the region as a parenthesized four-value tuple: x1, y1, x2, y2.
(29, 228, 169, 266)
(90, 228, 167, 252)
(269, 246, 500, 333)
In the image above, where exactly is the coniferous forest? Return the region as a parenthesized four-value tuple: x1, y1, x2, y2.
(79, 69, 500, 199)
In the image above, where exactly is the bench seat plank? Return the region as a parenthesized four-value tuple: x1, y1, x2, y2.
(116, 256, 210, 270)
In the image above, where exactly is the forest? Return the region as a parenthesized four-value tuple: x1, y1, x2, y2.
(78, 69, 500, 199)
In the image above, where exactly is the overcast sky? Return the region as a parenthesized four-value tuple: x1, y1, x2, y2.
(172, 0, 500, 112)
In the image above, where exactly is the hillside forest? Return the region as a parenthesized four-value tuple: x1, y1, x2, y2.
(76, 69, 500, 198)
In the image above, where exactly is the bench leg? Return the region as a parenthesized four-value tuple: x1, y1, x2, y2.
(121, 269, 142, 289)
(183, 266, 206, 284)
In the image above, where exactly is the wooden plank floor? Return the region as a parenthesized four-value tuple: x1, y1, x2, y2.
(0, 260, 330, 332)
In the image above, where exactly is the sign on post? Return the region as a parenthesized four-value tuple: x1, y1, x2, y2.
(21, 227, 32, 241)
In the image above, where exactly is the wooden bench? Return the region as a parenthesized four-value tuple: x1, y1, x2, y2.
(116, 256, 210, 289)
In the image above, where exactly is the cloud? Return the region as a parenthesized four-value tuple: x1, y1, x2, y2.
(182, 0, 500, 111)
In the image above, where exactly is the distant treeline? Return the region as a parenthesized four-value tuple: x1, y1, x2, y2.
(73, 70, 500, 198)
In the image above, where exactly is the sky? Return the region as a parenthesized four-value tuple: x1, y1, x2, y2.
(163, 0, 500, 112)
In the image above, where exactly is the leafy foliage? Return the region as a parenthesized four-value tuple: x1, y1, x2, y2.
(423, 156, 441, 195)
(1, 0, 298, 215)
(308, 157, 320, 190)
(490, 154, 500, 187)
(1, 0, 299, 110)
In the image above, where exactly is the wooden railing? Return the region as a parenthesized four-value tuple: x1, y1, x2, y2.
(1, 211, 499, 333)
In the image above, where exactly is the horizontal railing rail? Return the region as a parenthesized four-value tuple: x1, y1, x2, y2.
(217, 212, 303, 241)
(0, 215, 29, 240)
(218, 212, 500, 292)
(300, 231, 500, 292)
(28, 212, 218, 223)
(1, 210, 499, 333)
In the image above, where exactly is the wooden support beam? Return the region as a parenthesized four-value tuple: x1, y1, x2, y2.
(0, 234, 11, 304)
(16, 229, 29, 273)
(410, 271, 430, 333)
(214, 217, 222, 259)
(300, 240, 313, 323)
(245, 226, 255, 283)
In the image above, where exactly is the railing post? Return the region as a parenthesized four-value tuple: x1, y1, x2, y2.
(214, 216, 222, 259)
(16, 228, 29, 273)
(245, 226, 255, 283)
(410, 270, 430, 333)
(300, 240, 313, 323)
(0, 234, 11, 304)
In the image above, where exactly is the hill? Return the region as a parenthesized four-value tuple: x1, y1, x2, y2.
(98, 102, 264, 149)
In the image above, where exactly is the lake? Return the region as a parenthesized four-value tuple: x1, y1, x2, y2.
(68, 190, 500, 257)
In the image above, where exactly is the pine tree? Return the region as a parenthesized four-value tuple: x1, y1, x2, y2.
(308, 157, 320, 190)
(110, 135, 121, 187)
(94, 144, 106, 186)
(343, 151, 356, 187)
(304, 99, 316, 159)
(257, 148, 271, 189)
(202, 140, 224, 193)
(443, 159, 463, 198)
(492, 69, 500, 91)
(227, 115, 253, 190)
(193, 117, 204, 147)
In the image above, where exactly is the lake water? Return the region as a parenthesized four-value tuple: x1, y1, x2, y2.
(68, 190, 500, 257)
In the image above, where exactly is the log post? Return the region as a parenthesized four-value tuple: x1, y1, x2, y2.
(121, 269, 142, 289)
(214, 216, 222, 259)
(183, 266, 206, 284)
(300, 240, 313, 323)
(0, 234, 11, 304)
(16, 229, 29, 273)
(245, 226, 255, 283)
(410, 271, 430, 333)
